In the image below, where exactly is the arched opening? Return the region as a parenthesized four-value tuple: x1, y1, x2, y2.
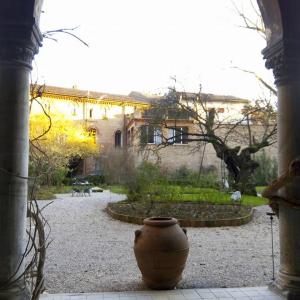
(68, 155, 83, 177)
(88, 128, 97, 144)
(2, 1, 300, 299)
(115, 130, 122, 148)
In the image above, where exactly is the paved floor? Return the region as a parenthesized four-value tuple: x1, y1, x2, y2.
(40, 286, 284, 299)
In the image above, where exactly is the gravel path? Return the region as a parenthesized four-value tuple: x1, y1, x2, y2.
(40, 191, 279, 294)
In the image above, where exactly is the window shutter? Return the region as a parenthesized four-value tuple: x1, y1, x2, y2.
(148, 126, 154, 144)
(174, 127, 181, 144)
(140, 125, 147, 145)
(182, 127, 188, 144)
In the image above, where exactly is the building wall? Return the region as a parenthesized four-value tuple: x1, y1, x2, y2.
(31, 96, 135, 121)
(30, 88, 277, 177)
(31, 96, 135, 147)
(129, 120, 277, 177)
(134, 143, 219, 171)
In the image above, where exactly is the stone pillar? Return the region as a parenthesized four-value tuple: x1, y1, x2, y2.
(0, 1, 43, 299)
(258, 1, 300, 298)
(265, 41, 300, 299)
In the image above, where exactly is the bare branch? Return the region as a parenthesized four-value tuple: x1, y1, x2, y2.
(231, 0, 266, 40)
(232, 67, 277, 96)
(43, 27, 89, 47)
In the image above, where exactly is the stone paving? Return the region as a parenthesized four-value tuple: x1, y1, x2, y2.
(40, 287, 284, 299)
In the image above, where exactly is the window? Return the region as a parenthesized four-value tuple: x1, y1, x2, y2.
(127, 129, 131, 146)
(115, 130, 122, 148)
(127, 128, 134, 146)
(168, 127, 188, 144)
(102, 108, 108, 120)
(72, 107, 77, 116)
(140, 125, 162, 145)
(88, 128, 97, 144)
(153, 129, 162, 144)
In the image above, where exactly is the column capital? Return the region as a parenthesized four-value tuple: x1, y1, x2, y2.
(258, 0, 300, 86)
(0, 0, 43, 69)
(262, 39, 300, 86)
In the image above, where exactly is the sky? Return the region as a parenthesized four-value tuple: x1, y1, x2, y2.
(33, 0, 275, 100)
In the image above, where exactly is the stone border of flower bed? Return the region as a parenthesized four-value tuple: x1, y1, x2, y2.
(106, 203, 254, 227)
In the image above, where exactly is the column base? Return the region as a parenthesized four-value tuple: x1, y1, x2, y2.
(269, 271, 300, 299)
(0, 285, 30, 300)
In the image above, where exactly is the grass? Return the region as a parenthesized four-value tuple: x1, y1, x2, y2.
(180, 189, 267, 206)
(31, 185, 73, 200)
(124, 185, 268, 207)
(256, 186, 267, 193)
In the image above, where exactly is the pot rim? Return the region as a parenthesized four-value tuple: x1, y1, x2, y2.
(143, 217, 178, 227)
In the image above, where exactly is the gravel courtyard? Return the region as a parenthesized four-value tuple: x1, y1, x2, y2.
(40, 191, 279, 294)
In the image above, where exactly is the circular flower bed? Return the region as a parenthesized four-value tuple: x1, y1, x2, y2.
(106, 201, 253, 227)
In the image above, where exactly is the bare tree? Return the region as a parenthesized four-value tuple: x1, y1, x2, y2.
(142, 87, 276, 195)
(231, 0, 266, 39)
(231, 0, 277, 97)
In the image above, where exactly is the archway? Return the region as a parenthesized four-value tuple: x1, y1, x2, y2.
(0, 1, 299, 299)
(88, 127, 97, 144)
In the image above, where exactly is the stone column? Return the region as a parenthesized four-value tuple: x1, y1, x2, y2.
(0, 1, 43, 299)
(258, 1, 300, 298)
(265, 40, 300, 299)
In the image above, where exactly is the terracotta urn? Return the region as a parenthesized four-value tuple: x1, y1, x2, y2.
(134, 217, 189, 289)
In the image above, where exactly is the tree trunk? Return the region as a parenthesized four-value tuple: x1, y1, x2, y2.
(214, 144, 258, 195)
(229, 155, 258, 196)
(233, 167, 257, 195)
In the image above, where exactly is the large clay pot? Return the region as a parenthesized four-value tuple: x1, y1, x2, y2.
(134, 217, 189, 289)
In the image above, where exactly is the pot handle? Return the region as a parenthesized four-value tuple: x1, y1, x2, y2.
(134, 229, 142, 243)
(182, 228, 187, 235)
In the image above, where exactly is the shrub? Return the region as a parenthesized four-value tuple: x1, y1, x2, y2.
(51, 167, 68, 186)
(146, 184, 183, 202)
(29, 161, 68, 186)
(169, 165, 218, 188)
(126, 163, 219, 202)
(100, 148, 136, 185)
(252, 150, 278, 186)
(126, 162, 167, 201)
(84, 175, 105, 186)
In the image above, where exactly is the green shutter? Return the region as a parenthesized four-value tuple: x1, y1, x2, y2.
(140, 125, 147, 145)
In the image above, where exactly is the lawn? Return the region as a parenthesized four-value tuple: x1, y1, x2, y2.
(178, 189, 267, 206)
(256, 186, 267, 193)
(110, 184, 268, 207)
